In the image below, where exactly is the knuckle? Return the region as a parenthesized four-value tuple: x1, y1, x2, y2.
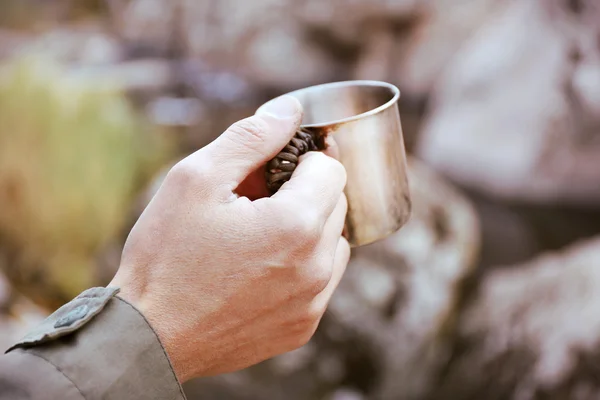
(281, 305, 323, 351)
(291, 309, 322, 345)
(317, 153, 347, 186)
(228, 117, 270, 149)
(306, 304, 326, 323)
(294, 210, 322, 241)
(289, 331, 313, 350)
(303, 264, 333, 295)
(294, 314, 315, 330)
(296, 329, 316, 348)
(300, 151, 326, 167)
(267, 206, 297, 239)
(167, 159, 206, 186)
(306, 152, 347, 182)
(329, 157, 347, 186)
(278, 209, 321, 243)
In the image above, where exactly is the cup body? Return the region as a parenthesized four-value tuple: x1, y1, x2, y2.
(262, 80, 411, 247)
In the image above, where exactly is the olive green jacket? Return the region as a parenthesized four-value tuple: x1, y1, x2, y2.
(0, 287, 186, 400)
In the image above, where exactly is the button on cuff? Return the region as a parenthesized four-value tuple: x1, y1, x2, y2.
(6, 287, 120, 353)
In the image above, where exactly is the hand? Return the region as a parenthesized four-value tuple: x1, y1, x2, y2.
(110, 95, 350, 383)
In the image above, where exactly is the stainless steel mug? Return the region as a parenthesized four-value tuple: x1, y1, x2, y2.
(259, 80, 411, 247)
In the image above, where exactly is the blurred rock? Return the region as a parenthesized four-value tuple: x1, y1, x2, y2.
(469, 193, 543, 269)
(105, 0, 518, 153)
(18, 27, 124, 65)
(146, 96, 205, 127)
(428, 236, 600, 400)
(119, 0, 177, 56)
(330, 158, 480, 400)
(117, 0, 454, 92)
(417, 0, 600, 207)
(296, 0, 507, 99)
(298, 0, 422, 65)
(183, 158, 480, 400)
(243, 24, 338, 89)
(185, 0, 341, 89)
(297, 0, 422, 35)
(394, 0, 507, 97)
(353, 24, 397, 82)
(119, 0, 341, 89)
(330, 388, 366, 400)
(68, 59, 174, 93)
(0, 29, 32, 60)
(473, 196, 600, 271)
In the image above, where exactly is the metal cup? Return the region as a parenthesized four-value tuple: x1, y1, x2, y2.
(260, 80, 411, 247)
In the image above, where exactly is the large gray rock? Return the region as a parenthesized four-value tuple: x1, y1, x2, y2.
(394, 0, 507, 97)
(183, 158, 480, 400)
(119, 0, 177, 55)
(16, 27, 123, 65)
(330, 158, 479, 400)
(120, 0, 340, 89)
(417, 0, 600, 207)
(429, 236, 600, 400)
(297, 0, 422, 45)
(120, 0, 500, 93)
(114, 0, 514, 115)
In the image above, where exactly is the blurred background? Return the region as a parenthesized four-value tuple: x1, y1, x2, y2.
(1, 0, 600, 399)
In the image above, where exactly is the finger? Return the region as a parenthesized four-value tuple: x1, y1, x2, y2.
(192, 95, 303, 188)
(268, 152, 347, 226)
(309, 193, 347, 299)
(315, 237, 351, 304)
(323, 135, 340, 160)
(321, 193, 348, 248)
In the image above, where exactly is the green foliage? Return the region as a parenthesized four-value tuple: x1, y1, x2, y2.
(0, 0, 106, 30)
(0, 56, 172, 307)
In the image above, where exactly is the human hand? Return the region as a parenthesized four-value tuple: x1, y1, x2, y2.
(110, 95, 350, 383)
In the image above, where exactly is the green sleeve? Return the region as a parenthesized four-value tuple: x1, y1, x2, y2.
(0, 287, 186, 400)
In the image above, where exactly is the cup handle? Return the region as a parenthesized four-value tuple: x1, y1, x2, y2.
(265, 128, 326, 194)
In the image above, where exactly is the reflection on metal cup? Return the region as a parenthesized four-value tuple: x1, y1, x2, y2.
(260, 80, 411, 247)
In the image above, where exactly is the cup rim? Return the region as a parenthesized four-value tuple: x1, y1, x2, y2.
(259, 80, 401, 128)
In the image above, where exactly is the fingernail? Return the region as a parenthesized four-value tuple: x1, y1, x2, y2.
(257, 95, 301, 119)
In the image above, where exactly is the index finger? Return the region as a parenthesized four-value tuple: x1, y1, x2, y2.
(268, 151, 347, 225)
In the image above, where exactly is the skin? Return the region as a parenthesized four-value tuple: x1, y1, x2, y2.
(110, 95, 350, 383)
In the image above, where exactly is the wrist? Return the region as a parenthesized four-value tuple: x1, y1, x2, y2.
(110, 277, 193, 382)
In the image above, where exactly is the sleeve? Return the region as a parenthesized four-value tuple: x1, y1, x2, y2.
(0, 287, 187, 400)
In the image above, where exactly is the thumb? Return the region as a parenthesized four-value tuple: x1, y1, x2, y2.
(202, 95, 303, 187)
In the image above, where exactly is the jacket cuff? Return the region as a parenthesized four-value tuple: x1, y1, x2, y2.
(6, 287, 186, 400)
